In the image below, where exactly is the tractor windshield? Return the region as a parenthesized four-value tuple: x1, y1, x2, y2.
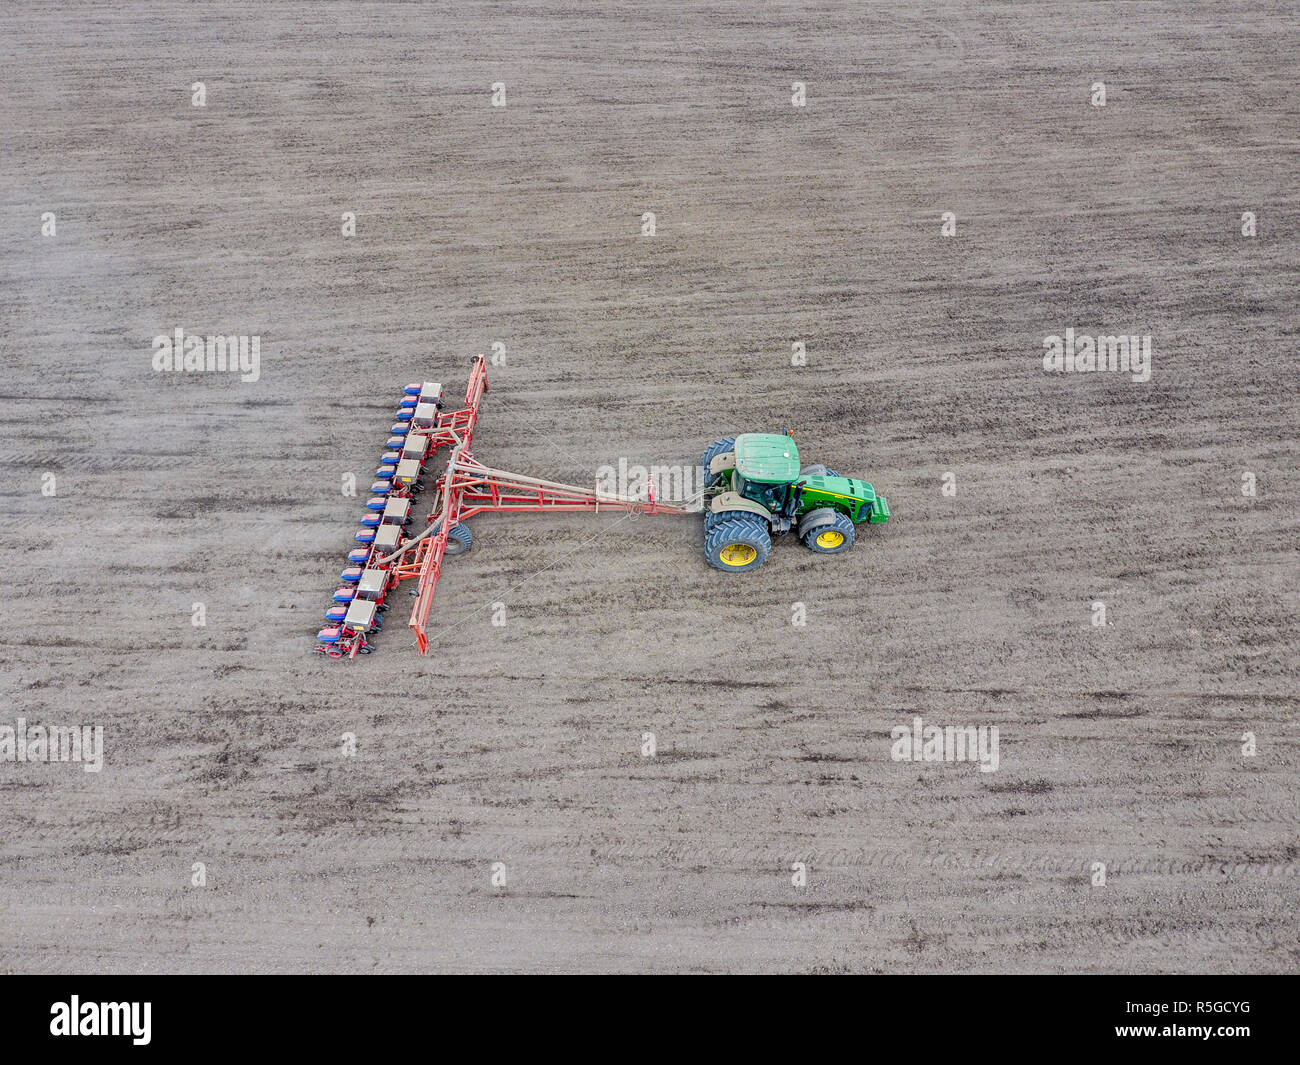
(734, 473, 787, 512)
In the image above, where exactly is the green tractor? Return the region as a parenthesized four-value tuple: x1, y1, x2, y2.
(700, 431, 889, 572)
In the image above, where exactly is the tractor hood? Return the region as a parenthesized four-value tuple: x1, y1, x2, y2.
(800, 474, 876, 505)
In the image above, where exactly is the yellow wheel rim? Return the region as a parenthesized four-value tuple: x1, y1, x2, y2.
(815, 530, 845, 549)
(720, 543, 758, 566)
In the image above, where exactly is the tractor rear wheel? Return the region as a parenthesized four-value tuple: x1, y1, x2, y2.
(704, 508, 758, 534)
(701, 436, 737, 488)
(704, 515, 772, 572)
(801, 511, 855, 554)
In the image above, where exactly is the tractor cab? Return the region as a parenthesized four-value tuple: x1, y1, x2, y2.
(727, 433, 803, 526)
(734, 473, 790, 512)
(732, 433, 800, 502)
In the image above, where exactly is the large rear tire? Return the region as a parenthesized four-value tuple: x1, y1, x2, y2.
(704, 507, 759, 534)
(701, 436, 737, 488)
(704, 515, 772, 572)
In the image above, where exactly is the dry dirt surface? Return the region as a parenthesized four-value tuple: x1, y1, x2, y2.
(1, 1, 1297, 974)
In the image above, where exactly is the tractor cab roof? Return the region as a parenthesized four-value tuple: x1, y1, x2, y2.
(734, 433, 800, 483)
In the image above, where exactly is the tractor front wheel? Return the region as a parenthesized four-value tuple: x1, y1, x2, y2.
(704, 515, 772, 572)
(801, 511, 855, 554)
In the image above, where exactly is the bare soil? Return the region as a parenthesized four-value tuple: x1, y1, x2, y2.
(1, 1, 1296, 972)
